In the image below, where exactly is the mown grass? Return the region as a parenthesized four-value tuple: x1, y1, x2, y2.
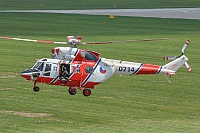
(0, 12, 200, 132)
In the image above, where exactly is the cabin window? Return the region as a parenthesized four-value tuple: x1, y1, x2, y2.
(81, 51, 96, 61)
(85, 52, 96, 61)
(85, 66, 93, 74)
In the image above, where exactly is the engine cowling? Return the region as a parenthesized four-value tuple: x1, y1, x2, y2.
(51, 47, 78, 60)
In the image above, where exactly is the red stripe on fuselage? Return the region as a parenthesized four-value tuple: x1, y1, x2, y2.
(136, 64, 160, 75)
(34, 76, 81, 87)
(35, 76, 99, 88)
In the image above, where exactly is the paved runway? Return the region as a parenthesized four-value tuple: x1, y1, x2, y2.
(0, 8, 200, 19)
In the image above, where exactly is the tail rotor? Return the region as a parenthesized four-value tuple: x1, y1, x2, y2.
(163, 40, 191, 73)
(163, 40, 190, 61)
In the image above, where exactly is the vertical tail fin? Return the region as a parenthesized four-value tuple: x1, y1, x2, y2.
(163, 55, 188, 72)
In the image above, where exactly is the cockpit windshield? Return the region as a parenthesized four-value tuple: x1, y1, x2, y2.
(32, 62, 44, 71)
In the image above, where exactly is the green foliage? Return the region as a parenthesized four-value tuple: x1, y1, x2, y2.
(0, 9, 200, 133)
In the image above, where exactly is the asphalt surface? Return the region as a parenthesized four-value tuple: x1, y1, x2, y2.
(0, 8, 200, 19)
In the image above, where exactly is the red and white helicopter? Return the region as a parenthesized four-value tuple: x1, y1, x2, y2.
(1, 36, 192, 96)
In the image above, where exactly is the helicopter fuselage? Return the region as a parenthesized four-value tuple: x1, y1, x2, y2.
(20, 46, 189, 96)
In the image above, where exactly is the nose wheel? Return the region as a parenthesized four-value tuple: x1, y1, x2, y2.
(33, 81, 40, 92)
(33, 86, 40, 92)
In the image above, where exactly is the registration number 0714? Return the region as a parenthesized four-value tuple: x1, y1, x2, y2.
(119, 66, 134, 72)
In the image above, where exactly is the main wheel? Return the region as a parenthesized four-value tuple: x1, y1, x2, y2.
(68, 87, 77, 95)
(33, 86, 40, 92)
(83, 88, 91, 96)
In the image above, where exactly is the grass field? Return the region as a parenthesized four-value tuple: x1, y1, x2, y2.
(1, 2, 200, 133)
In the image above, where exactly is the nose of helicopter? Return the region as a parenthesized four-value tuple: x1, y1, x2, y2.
(20, 69, 40, 80)
(20, 74, 31, 80)
(20, 71, 31, 80)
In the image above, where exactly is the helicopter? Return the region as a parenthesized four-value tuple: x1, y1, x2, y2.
(0, 36, 191, 96)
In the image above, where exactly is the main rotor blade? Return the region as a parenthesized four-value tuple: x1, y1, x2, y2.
(0, 36, 68, 44)
(82, 38, 169, 45)
(0, 36, 169, 45)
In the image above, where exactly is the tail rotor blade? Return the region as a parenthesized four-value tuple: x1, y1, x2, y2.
(163, 56, 177, 60)
(184, 62, 192, 72)
(181, 40, 190, 54)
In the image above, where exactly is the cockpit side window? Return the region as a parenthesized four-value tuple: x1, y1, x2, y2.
(43, 63, 52, 76)
(45, 63, 52, 72)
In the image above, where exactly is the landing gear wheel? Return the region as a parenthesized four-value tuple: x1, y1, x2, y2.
(33, 86, 40, 92)
(68, 87, 77, 95)
(83, 88, 91, 96)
